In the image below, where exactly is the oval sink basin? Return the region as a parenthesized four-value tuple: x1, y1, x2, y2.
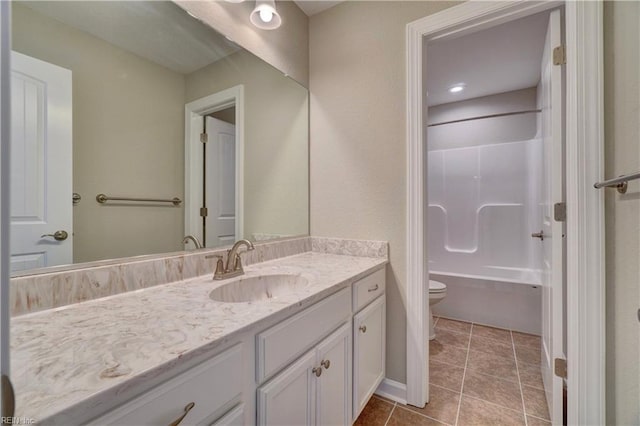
(209, 274, 309, 303)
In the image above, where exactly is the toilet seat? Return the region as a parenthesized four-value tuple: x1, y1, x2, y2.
(429, 280, 447, 294)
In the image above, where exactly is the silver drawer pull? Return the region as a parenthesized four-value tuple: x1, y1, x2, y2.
(368, 284, 379, 293)
(359, 325, 367, 333)
(321, 359, 330, 369)
(169, 402, 195, 426)
(312, 366, 322, 377)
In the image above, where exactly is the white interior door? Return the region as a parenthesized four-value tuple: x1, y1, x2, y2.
(539, 9, 564, 425)
(10, 51, 72, 272)
(205, 116, 236, 247)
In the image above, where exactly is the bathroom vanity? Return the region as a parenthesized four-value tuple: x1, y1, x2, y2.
(12, 240, 387, 425)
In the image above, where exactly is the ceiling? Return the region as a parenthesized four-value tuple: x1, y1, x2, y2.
(293, 0, 344, 16)
(20, 1, 240, 75)
(426, 10, 551, 107)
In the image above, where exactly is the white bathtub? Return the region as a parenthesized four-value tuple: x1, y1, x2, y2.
(430, 270, 542, 335)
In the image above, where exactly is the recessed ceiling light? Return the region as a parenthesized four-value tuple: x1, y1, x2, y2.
(448, 84, 465, 94)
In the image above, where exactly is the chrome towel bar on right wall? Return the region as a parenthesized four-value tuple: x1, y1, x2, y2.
(594, 171, 640, 194)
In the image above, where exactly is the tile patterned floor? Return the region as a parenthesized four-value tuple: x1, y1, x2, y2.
(354, 317, 551, 426)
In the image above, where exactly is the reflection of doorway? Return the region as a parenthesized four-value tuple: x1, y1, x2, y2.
(184, 85, 244, 248)
(10, 51, 73, 271)
(204, 113, 236, 247)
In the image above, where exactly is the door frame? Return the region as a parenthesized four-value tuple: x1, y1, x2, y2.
(0, 0, 11, 417)
(405, 2, 605, 424)
(184, 85, 244, 245)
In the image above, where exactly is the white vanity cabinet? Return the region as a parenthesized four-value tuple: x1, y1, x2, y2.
(257, 323, 352, 426)
(352, 270, 386, 420)
(88, 344, 244, 426)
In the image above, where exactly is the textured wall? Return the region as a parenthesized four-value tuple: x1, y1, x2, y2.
(604, 1, 640, 424)
(12, 4, 186, 263)
(174, 0, 309, 87)
(309, 1, 457, 384)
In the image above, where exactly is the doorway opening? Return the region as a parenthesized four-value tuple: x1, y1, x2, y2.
(425, 9, 564, 424)
(184, 85, 244, 248)
(405, 2, 604, 424)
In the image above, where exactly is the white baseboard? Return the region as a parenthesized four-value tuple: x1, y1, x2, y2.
(375, 378, 407, 405)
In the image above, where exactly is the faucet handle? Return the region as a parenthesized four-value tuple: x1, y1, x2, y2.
(205, 254, 225, 278)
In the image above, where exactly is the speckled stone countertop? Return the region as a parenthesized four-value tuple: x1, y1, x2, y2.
(11, 252, 386, 425)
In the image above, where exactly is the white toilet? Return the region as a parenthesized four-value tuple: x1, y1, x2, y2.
(429, 280, 447, 340)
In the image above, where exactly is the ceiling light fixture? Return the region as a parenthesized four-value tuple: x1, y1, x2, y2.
(448, 84, 465, 94)
(250, 0, 282, 30)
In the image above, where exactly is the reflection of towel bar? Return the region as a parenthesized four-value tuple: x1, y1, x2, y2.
(594, 171, 640, 194)
(96, 193, 182, 206)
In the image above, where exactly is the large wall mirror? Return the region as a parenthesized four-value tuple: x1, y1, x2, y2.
(10, 1, 309, 275)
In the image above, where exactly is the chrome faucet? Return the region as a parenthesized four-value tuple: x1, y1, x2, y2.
(206, 239, 255, 280)
(182, 235, 203, 249)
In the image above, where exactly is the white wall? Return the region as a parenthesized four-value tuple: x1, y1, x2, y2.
(427, 87, 538, 150)
(309, 0, 458, 384)
(604, 2, 640, 423)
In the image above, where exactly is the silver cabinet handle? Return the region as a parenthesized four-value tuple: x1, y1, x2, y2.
(312, 366, 322, 377)
(41, 230, 68, 241)
(168, 402, 195, 426)
(531, 230, 544, 241)
(359, 325, 367, 333)
(368, 284, 379, 293)
(321, 359, 330, 369)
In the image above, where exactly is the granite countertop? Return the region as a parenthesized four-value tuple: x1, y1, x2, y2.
(11, 251, 387, 424)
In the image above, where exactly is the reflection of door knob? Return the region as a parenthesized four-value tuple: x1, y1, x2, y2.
(531, 230, 544, 241)
(41, 230, 68, 241)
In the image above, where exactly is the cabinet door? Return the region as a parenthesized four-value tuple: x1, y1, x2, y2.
(316, 323, 352, 426)
(353, 296, 386, 419)
(257, 350, 316, 426)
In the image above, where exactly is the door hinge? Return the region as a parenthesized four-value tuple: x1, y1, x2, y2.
(554, 358, 567, 379)
(554, 202, 567, 222)
(553, 45, 566, 65)
(200, 207, 208, 217)
(200, 132, 208, 143)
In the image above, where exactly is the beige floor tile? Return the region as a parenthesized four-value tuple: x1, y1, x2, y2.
(430, 339, 469, 368)
(354, 395, 394, 426)
(526, 415, 552, 425)
(471, 324, 512, 345)
(430, 359, 465, 392)
(405, 384, 460, 425)
(522, 385, 550, 420)
(466, 350, 519, 382)
(435, 318, 472, 335)
(462, 370, 524, 411)
(515, 344, 541, 365)
(469, 334, 515, 360)
(517, 362, 544, 390)
(512, 331, 541, 349)
(458, 396, 526, 426)
(387, 406, 447, 426)
(433, 328, 471, 349)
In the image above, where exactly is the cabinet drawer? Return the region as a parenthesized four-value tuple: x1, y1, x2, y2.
(353, 268, 385, 313)
(89, 344, 243, 426)
(256, 287, 351, 382)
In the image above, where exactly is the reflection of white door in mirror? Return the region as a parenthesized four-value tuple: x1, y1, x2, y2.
(205, 116, 236, 247)
(10, 52, 72, 272)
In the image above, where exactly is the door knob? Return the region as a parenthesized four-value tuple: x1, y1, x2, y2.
(359, 325, 367, 333)
(531, 230, 544, 241)
(41, 230, 68, 241)
(321, 359, 331, 369)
